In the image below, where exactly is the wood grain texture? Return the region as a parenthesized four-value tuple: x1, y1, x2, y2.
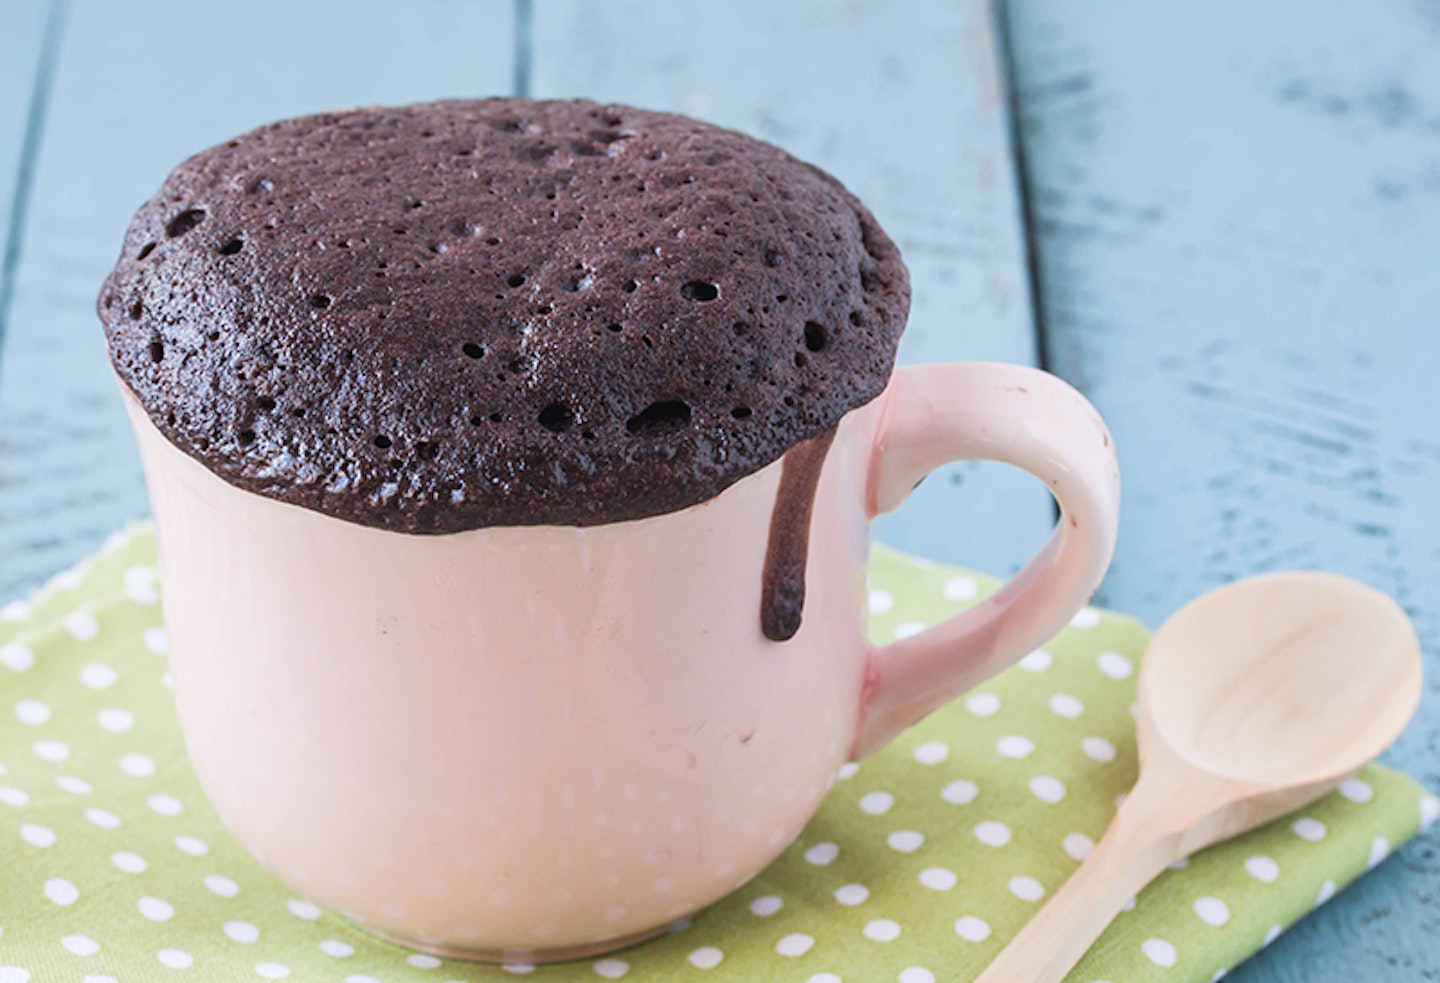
(1005, 0, 1440, 978)
(532, 0, 1050, 577)
(0, 0, 515, 599)
(0, 0, 54, 316)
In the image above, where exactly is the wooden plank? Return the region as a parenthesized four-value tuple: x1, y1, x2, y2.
(533, 0, 1048, 577)
(0, 0, 515, 599)
(1006, 0, 1440, 978)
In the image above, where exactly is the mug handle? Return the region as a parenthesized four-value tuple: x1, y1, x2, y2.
(853, 362, 1121, 758)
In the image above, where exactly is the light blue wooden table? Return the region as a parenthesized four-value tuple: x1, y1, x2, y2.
(0, 1, 1435, 978)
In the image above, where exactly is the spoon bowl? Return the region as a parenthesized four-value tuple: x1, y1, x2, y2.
(1141, 571, 1423, 787)
(978, 572, 1423, 983)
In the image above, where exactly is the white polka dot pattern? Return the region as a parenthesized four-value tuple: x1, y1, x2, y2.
(1143, 938, 1178, 967)
(859, 791, 895, 814)
(748, 895, 782, 917)
(955, 916, 992, 942)
(863, 918, 901, 942)
(687, 946, 723, 969)
(774, 934, 813, 957)
(1194, 897, 1230, 926)
(912, 741, 948, 765)
(1008, 876, 1045, 902)
(45, 878, 79, 906)
(965, 692, 1000, 717)
(974, 821, 1012, 847)
(941, 779, 979, 805)
(996, 735, 1034, 759)
(803, 842, 838, 866)
(919, 867, 957, 891)
(1245, 856, 1281, 883)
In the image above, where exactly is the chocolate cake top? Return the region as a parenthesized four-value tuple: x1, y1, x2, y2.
(99, 98, 909, 532)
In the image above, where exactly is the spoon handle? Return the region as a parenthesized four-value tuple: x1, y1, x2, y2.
(974, 782, 1188, 983)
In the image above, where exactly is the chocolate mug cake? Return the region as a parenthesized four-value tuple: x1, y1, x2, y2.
(99, 99, 1118, 961)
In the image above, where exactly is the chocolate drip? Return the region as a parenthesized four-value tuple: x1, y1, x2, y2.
(760, 427, 837, 641)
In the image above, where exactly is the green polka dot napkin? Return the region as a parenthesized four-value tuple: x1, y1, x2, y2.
(1, 525, 1433, 982)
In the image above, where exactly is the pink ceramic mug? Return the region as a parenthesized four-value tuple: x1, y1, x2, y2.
(124, 360, 1119, 963)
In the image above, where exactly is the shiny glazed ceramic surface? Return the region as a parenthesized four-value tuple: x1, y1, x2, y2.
(125, 361, 1119, 961)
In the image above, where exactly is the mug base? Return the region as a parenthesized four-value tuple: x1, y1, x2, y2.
(362, 919, 677, 965)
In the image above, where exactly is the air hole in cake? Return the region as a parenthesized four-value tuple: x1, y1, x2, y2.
(218, 237, 244, 255)
(507, 273, 526, 288)
(627, 400, 692, 435)
(462, 342, 485, 359)
(622, 279, 638, 293)
(681, 280, 718, 302)
(538, 403, 575, 432)
(804, 321, 828, 352)
(731, 406, 752, 419)
(373, 435, 392, 449)
(606, 323, 623, 333)
(794, 352, 808, 368)
(166, 208, 206, 238)
(849, 310, 864, 327)
(148, 341, 164, 363)
(256, 396, 276, 412)
(137, 242, 156, 260)
(130, 301, 144, 321)
(238, 429, 256, 446)
(309, 294, 332, 309)
(415, 441, 438, 461)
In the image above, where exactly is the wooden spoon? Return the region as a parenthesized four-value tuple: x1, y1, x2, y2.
(976, 572, 1422, 983)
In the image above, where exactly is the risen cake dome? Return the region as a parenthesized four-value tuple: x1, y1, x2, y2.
(100, 98, 909, 532)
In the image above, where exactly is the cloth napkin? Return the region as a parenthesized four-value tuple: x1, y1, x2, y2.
(0, 525, 1432, 983)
